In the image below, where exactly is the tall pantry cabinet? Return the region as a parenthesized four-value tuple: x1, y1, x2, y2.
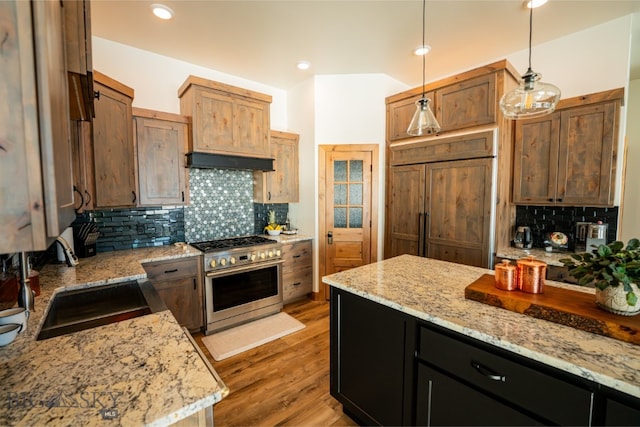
(384, 60, 519, 268)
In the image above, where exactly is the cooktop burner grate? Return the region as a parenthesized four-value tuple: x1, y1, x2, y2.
(190, 235, 276, 253)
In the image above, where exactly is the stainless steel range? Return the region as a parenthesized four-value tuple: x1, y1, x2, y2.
(190, 236, 283, 335)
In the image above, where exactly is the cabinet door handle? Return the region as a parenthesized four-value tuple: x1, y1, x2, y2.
(73, 186, 84, 212)
(293, 254, 301, 258)
(268, 191, 271, 201)
(548, 198, 554, 202)
(556, 198, 563, 202)
(164, 269, 178, 274)
(84, 190, 92, 206)
(193, 278, 196, 291)
(471, 360, 506, 382)
(182, 191, 185, 202)
(132, 191, 137, 203)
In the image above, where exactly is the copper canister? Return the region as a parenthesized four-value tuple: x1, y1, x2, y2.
(494, 260, 517, 291)
(516, 256, 547, 294)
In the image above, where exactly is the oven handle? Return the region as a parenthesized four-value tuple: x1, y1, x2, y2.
(205, 259, 284, 277)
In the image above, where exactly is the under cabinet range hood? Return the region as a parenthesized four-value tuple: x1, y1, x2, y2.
(186, 152, 274, 172)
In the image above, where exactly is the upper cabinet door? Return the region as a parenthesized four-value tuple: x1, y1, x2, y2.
(253, 130, 299, 203)
(436, 74, 496, 133)
(92, 73, 136, 208)
(134, 109, 189, 206)
(234, 98, 270, 158)
(557, 102, 617, 206)
(512, 113, 561, 205)
(193, 89, 234, 153)
(387, 92, 435, 142)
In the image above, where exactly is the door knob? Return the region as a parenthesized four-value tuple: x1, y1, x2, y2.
(327, 231, 333, 245)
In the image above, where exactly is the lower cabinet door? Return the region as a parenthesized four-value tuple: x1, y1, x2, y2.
(152, 277, 202, 332)
(416, 363, 543, 426)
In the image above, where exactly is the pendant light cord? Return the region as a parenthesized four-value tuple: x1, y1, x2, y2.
(421, 0, 426, 99)
(528, 4, 533, 71)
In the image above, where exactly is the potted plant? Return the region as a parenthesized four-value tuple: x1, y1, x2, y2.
(560, 238, 640, 316)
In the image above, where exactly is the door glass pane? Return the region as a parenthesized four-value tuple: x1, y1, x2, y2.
(350, 160, 363, 181)
(334, 208, 347, 228)
(349, 183, 362, 205)
(334, 160, 347, 181)
(349, 207, 363, 228)
(334, 184, 347, 205)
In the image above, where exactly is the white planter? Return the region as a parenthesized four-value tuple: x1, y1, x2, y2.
(595, 283, 640, 316)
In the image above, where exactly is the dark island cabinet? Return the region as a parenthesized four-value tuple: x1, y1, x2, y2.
(330, 287, 415, 426)
(330, 287, 640, 426)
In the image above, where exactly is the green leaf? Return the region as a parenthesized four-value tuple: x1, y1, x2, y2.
(578, 275, 594, 286)
(595, 280, 610, 290)
(609, 241, 624, 252)
(627, 291, 638, 307)
(627, 238, 640, 250)
(598, 245, 612, 257)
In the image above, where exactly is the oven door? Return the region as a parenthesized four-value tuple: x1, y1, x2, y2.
(204, 259, 283, 334)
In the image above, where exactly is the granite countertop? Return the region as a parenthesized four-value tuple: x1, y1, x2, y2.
(322, 254, 640, 399)
(0, 245, 228, 426)
(496, 246, 573, 267)
(266, 232, 313, 244)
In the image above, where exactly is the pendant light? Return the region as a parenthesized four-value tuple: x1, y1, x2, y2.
(500, 3, 560, 119)
(407, 0, 440, 136)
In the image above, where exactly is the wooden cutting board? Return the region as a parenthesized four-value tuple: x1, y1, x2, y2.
(464, 274, 640, 345)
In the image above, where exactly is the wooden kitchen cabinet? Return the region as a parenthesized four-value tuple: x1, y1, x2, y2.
(281, 240, 312, 303)
(92, 71, 137, 208)
(387, 91, 436, 142)
(178, 76, 272, 158)
(143, 257, 203, 332)
(254, 130, 299, 203)
(385, 61, 519, 267)
(386, 67, 501, 142)
(133, 108, 190, 206)
(1, 0, 76, 253)
(513, 88, 622, 207)
(387, 133, 495, 267)
(70, 120, 95, 212)
(64, 0, 94, 121)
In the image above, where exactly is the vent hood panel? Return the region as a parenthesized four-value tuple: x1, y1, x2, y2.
(186, 152, 274, 172)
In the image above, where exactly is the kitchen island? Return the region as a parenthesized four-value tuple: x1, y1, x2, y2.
(0, 246, 228, 426)
(323, 254, 640, 426)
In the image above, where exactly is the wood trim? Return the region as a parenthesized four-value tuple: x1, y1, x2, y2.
(556, 87, 625, 110)
(318, 144, 379, 300)
(132, 107, 190, 123)
(385, 59, 519, 104)
(93, 70, 134, 99)
(177, 74, 272, 103)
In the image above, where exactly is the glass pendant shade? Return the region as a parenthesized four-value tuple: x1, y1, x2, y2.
(500, 68, 561, 119)
(407, 98, 440, 136)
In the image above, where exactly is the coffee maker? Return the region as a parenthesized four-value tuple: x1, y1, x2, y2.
(513, 226, 532, 249)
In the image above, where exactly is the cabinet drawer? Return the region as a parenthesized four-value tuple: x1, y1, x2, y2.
(282, 240, 312, 269)
(418, 325, 594, 426)
(143, 258, 198, 281)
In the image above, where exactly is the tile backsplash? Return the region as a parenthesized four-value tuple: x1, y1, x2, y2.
(515, 205, 619, 249)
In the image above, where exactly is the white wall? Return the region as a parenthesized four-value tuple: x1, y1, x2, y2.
(92, 37, 288, 129)
(620, 79, 640, 241)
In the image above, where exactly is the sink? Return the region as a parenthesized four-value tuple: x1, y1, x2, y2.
(37, 280, 165, 340)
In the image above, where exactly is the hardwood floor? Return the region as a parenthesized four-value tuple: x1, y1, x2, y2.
(192, 299, 357, 427)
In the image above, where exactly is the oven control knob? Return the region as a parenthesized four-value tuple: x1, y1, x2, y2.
(260, 252, 266, 259)
(251, 254, 257, 261)
(230, 256, 236, 265)
(220, 258, 227, 266)
(210, 259, 217, 268)
(268, 250, 274, 257)
(276, 249, 281, 257)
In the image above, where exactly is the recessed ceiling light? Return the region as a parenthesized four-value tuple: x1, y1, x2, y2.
(525, 0, 548, 8)
(151, 4, 174, 20)
(413, 45, 431, 56)
(297, 61, 311, 70)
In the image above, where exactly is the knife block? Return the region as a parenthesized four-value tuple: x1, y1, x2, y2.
(74, 237, 96, 258)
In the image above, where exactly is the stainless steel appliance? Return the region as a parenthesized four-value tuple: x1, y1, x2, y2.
(513, 226, 532, 249)
(575, 221, 592, 252)
(586, 223, 608, 250)
(190, 236, 283, 335)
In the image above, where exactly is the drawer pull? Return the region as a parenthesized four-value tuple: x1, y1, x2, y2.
(164, 268, 179, 274)
(293, 255, 302, 258)
(292, 282, 301, 287)
(471, 360, 506, 382)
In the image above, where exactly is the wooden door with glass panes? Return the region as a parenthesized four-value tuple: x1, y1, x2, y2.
(324, 152, 372, 280)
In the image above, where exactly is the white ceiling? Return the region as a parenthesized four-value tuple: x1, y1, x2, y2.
(91, 0, 640, 91)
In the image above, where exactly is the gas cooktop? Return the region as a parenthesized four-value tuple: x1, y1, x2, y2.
(190, 235, 276, 253)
